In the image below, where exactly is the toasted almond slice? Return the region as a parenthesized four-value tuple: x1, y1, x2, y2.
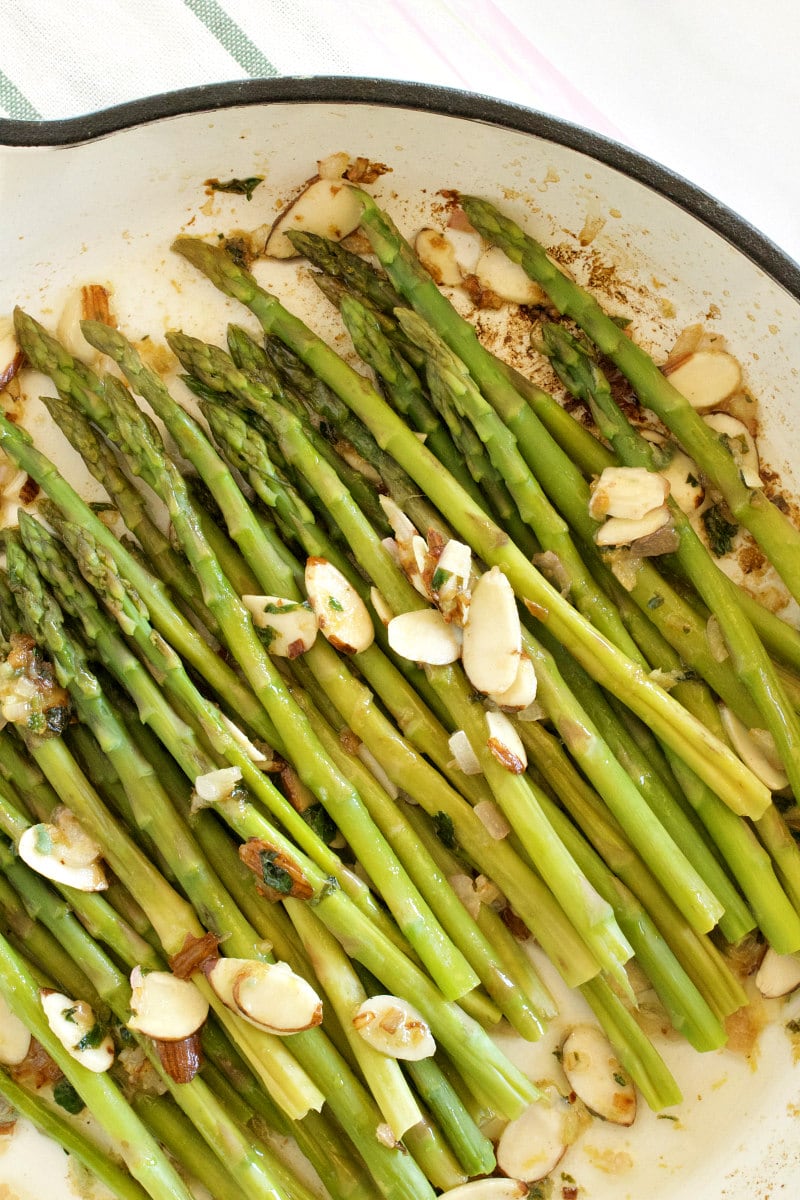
(448, 729, 482, 776)
(486, 710, 527, 773)
(242, 594, 319, 658)
(379, 496, 418, 545)
(442, 228, 483, 275)
(127, 968, 209, 1041)
(317, 151, 350, 180)
(415, 228, 463, 286)
(664, 349, 742, 411)
(153, 1032, 203, 1084)
(755, 947, 800, 998)
(496, 1090, 568, 1182)
(474, 245, 547, 306)
(0, 991, 31, 1065)
(57, 285, 114, 364)
(703, 413, 762, 487)
(449, 873, 481, 920)
(193, 766, 242, 805)
(232, 961, 323, 1035)
(40, 992, 114, 1073)
(204, 957, 249, 1013)
(438, 1181, 528, 1200)
(433, 539, 473, 625)
(356, 744, 399, 799)
(719, 706, 789, 791)
(305, 558, 374, 654)
(18, 823, 107, 893)
(560, 1024, 637, 1126)
(387, 609, 462, 666)
(266, 178, 363, 259)
(462, 567, 521, 695)
(353, 995, 435, 1061)
(488, 653, 537, 711)
(589, 466, 670, 522)
(219, 713, 269, 765)
(595, 505, 671, 548)
(639, 429, 705, 512)
(474, 800, 511, 840)
(370, 587, 395, 626)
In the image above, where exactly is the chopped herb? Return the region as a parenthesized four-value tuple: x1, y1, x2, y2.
(786, 1018, 800, 1034)
(433, 811, 456, 850)
(34, 825, 53, 855)
(261, 600, 302, 615)
(686, 473, 699, 487)
(658, 1113, 679, 1121)
(302, 803, 338, 845)
(258, 849, 294, 895)
(223, 238, 251, 269)
(328, 596, 344, 612)
(77, 1022, 107, 1051)
(206, 176, 264, 201)
(62, 1006, 78, 1023)
(647, 594, 664, 610)
(613, 1071, 628, 1087)
(552, 1046, 564, 1063)
(256, 625, 277, 651)
(431, 567, 451, 592)
(53, 1079, 85, 1115)
(701, 503, 739, 557)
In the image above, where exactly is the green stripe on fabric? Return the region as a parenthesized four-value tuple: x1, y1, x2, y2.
(0, 70, 41, 120)
(182, 0, 278, 78)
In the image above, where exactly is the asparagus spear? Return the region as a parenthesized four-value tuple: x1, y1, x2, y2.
(459, 195, 800, 606)
(170, 234, 771, 823)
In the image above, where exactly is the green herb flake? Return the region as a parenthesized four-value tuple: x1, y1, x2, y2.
(259, 849, 294, 895)
(613, 1071, 628, 1087)
(647, 594, 664, 610)
(77, 1022, 107, 1052)
(328, 596, 344, 612)
(256, 625, 277, 651)
(206, 176, 264, 202)
(786, 1018, 800, 1034)
(686, 473, 699, 487)
(53, 1079, 85, 1115)
(658, 1113, 679, 1121)
(62, 1006, 78, 1024)
(303, 804, 338, 845)
(431, 567, 451, 592)
(433, 811, 456, 850)
(701, 503, 739, 557)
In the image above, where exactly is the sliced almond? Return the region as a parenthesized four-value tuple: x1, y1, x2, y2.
(474, 800, 511, 840)
(449, 873, 481, 920)
(488, 653, 537, 711)
(664, 349, 742, 411)
(719, 706, 789, 791)
(496, 1090, 568, 1182)
(40, 992, 114, 1073)
(462, 567, 521, 695)
(379, 496, 418, 545)
(242, 595, 318, 658)
(0, 992, 31, 1065)
(415, 229, 463, 286)
(266, 178, 363, 259)
(232, 961, 323, 1035)
(474, 245, 547, 306)
(486, 710, 527, 773)
(589, 466, 670, 522)
(317, 151, 350, 181)
(438, 1181, 528, 1200)
(219, 713, 269, 765)
(755, 947, 800, 998)
(57, 284, 114, 365)
(660, 452, 704, 512)
(448, 729, 482, 776)
(153, 1032, 203, 1084)
(370, 587, 395, 626)
(432, 539, 472, 625)
(127, 968, 209, 1041)
(193, 766, 242, 805)
(18, 821, 107, 893)
(305, 558, 374, 654)
(352, 995, 435, 1061)
(595, 505, 671, 548)
(560, 1024, 637, 1126)
(387, 608, 462, 666)
(442, 228, 483, 275)
(703, 413, 762, 488)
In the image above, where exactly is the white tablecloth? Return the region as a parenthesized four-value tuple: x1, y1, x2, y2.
(0, 0, 798, 262)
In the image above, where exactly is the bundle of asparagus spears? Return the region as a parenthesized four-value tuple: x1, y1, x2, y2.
(0, 168, 799, 1200)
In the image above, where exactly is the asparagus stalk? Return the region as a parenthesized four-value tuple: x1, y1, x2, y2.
(170, 234, 771, 822)
(459, 195, 800, 606)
